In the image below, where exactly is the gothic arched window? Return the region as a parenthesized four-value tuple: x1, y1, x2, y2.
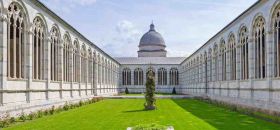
(63, 34, 71, 82)
(158, 68, 167, 85)
(208, 48, 212, 81)
(73, 40, 80, 82)
(170, 68, 179, 85)
(134, 68, 143, 85)
(253, 16, 266, 79)
(220, 39, 226, 81)
(213, 44, 218, 81)
(50, 26, 60, 81)
(273, 6, 280, 77)
(81, 45, 87, 83)
(32, 17, 45, 80)
(122, 68, 131, 85)
(239, 26, 249, 80)
(228, 34, 236, 80)
(7, 3, 26, 79)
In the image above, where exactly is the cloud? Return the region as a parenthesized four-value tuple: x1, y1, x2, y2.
(115, 20, 141, 44)
(103, 20, 142, 57)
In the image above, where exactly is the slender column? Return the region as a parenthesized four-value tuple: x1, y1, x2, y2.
(27, 29, 34, 103)
(59, 39, 63, 98)
(94, 60, 98, 95)
(236, 44, 241, 80)
(13, 22, 16, 78)
(0, 16, 8, 105)
(266, 30, 274, 102)
(18, 21, 22, 79)
(46, 36, 51, 100)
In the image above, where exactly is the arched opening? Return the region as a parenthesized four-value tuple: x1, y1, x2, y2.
(253, 16, 266, 79)
(7, 2, 26, 79)
(32, 16, 46, 80)
(134, 68, 143, 85)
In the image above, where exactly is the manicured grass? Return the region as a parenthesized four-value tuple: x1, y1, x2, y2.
(5, 99, 280, 130)
(120, 93, 175, 96)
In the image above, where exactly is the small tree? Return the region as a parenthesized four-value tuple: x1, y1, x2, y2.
(144, 70, 156, 110)
(172, 87, 176, 95)
(125, 87, 129, 94)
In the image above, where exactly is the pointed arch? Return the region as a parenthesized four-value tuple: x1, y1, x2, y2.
(213, 44, 219, 81)
(73, 39, 80, 82)
(122, 68, 131, 85)
(272, 3, 280, 77)
(63, 33, 71, 82)
(228, 33, 236, 80)
(239, 25, 249, 80)
(170, 68, 179, 85)
(253, 16, 266, 79)
(81, 44, 87, 83)
(220, 39, 226, 81)
(50, 25, 61, 81)
(158, 68, 167, 85)
(134, 68, 143, 85)
(32, 16, 46, 80)
(7, 2, 28, 79)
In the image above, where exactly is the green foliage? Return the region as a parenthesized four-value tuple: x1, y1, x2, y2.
(19, 113, 27, 122)
(144, 70, 156, 110)
(132, 123, 167, 130)
(27, 113, 36, 120)
(172, 87, 176, 95)
(9, 117, 15, 124)
(125, 87, 129, 94)
(63, 102, 70, 111)
(37, 110, 43, 118)
(50, 106, 55, 115)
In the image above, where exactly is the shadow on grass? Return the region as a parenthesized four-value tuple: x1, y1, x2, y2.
(123, 109, 154, 113)
(171, 99, 280, 130)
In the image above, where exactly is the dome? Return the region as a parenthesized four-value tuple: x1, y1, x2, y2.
(138, 23, 167, 57)
(139, 23, 166, 47)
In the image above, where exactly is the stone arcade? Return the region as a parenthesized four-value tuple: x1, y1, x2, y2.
(0, 0, 280, 116)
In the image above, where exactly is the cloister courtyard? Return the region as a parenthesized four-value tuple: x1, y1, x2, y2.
(4, 98, 280, 130)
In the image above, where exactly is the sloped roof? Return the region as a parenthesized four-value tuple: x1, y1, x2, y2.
(115, 57, 185, 65)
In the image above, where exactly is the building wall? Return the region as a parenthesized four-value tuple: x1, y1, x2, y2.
(0, 0, 120, 116)
(119, 64, 180, 93)
(180, 0, 280, 113)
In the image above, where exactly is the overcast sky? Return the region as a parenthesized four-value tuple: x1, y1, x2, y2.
(41, 0, 257, 57)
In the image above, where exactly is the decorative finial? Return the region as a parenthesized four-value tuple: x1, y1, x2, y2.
(150, 21, 155, 31)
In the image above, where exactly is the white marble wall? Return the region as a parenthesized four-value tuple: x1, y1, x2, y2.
(180, 0, 280, 113)
(0, 0, 120, 116)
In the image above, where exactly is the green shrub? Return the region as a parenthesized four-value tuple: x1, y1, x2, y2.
(9, 117, 15, 123)
(50, 106, 55, 115)
(172, 87, 176, 94)
(125, 87, 129, 94)
(79, 101, 84, 106)
(63, 102, 70, 111)
(0, 119, 10, 128)
(19, 113, 27, 122)
(144, 70, 156, 110)
(28, 112, 36, 120)
(37, 110, 43, 118)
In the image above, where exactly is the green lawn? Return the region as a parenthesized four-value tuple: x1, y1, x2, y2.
(5, 99, 280, 130)
(120, 93, 175, 96)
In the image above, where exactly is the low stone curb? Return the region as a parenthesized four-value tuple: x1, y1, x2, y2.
(102, 95, 193, 99)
